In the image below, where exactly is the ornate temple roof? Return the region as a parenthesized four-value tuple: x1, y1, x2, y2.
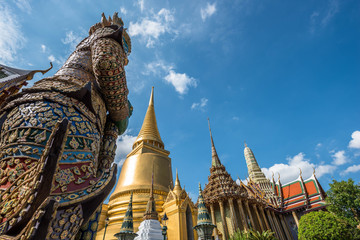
(202, 120, 245, 204)
(271, 171, 327, 212)
(0, 63, 52, 106)
(133, 87, 164, 149)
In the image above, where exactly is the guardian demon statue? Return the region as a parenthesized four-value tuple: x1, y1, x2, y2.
(0, 13, 132, 240)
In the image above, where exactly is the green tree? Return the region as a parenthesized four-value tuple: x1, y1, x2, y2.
(326, 178, 360, 224)
(298, 211, 357, 240)
(229, 229, 277, 240)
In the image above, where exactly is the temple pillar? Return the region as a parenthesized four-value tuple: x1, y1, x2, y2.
(271, 211, 286, 240)
(210, 203, 219, 238)
(259, 206, 271, 230)
(219, 201, 229, 240)
(280, 214, 293, 240)
(228, 198, 239, 232)
(236, 199, 248, 231)
(266, 209, 279, 240)
(253, 204, 265, 232)
(245, 200, 256, 230)
(292, 211, 299, 227)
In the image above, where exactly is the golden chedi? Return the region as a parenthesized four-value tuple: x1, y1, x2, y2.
(96, 87, 174, 239)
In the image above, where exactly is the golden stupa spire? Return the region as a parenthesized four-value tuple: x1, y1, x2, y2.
(208, 118, 222, 167)
(173, 168, 182, 195)
(133, 87, 164, 149)
(143, 167, 158, 220)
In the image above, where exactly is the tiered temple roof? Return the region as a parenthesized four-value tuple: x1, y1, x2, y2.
(202, 119, 247, 204)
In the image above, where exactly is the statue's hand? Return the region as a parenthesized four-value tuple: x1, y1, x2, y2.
(113, 100, 133, 135)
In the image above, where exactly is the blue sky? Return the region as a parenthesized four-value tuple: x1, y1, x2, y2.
(1, 0, 359, 201)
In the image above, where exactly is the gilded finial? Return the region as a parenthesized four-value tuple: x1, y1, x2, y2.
(133, 87, 163, 148)
(278, 173, 280, 182)
(244, 141, 247, 148)
(272, 172, 275, 181)
(149, 86, 154, 106)
(312, 167, 316, 175)
(173, 168, 182, 194)
(299, 168, 302, 177)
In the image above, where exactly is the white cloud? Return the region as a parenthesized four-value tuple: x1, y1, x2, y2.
(0, 2, 26, 64)
(61, 30, 86, 51)
(261, 152, 336, 184)
(342, 164, 360, 175)
(120, 7, 127, 15)
(316, 143, 322, 148)
(137, 0, 145, 12)
(47, 54, 65, 66)
(349, 131, 360, 149)
(143, 60, 173, 76)
(201, 2, 217, 21)
(14, 0, 32, 14)
(41, 44, 46, 53)
(164, 70, 197, 95)
(191, 98, 208, 110)
(331, 150, 348, 165)
(115, 131, 137, 167)
(48, 55, 55, 62)
(310, 0, 339, 33)
(188, 191, 198, 201)
(144, 60, 197, 95)
(129, 8, 175, 48)
(315, 164, 337, 177)
(232, 116, 239, 121)
(321, 0, 339, 27)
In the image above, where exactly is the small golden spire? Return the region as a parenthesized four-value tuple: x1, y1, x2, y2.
(143, 166, 158, 220)
(244, 141, 247, 148)
(312, 167, 316, 175)
(173, 168, 182, 195)
(133, 87, 163, 148)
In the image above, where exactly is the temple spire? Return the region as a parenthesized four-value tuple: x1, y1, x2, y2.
(133, 87, 163, 149)
(120, 193, 135, 232)
(207, 118, 222, 167)
(196, 183, 212, 225)
(194, 183, 215, 239)
(244, 143, 267, 183)
(143, 168, 158, 220)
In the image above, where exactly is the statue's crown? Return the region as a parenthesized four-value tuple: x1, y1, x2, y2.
(89, 12, 131, 55)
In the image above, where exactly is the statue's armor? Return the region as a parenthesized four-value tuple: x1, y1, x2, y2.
(0, 22, 130, 240)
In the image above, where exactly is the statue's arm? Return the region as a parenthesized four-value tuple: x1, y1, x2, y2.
(91, 37, 130, 123)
